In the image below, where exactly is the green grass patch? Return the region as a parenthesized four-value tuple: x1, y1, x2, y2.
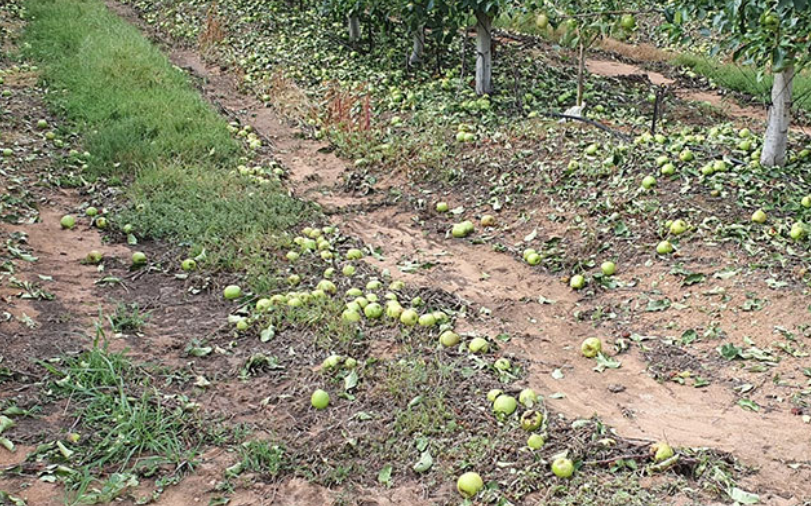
(36, 334, 208, 504)
(23, 0, 313, 282)
(671, 53, 811, 113)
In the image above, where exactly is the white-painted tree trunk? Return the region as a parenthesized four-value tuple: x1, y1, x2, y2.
(409, 27, 425, 65)
(475, 12, 493, 96)
(348, 15, 361, 42)
(761, 65, 795, 167)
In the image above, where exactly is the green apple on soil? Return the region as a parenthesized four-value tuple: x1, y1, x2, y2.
(386, 301, 403, 319)
(493, 394, 517, 415)
(551, 458, 574, 478)
(123, 224, 134, 234)
(669, 219, 688, 235)
(346, 288, 363, 297)
(620, 14, 636, 30)
(527, 434, 545, 450)
(439, 330, 460, 347)
(287, 297, 303, 307)
(481, 215, 496, 227)
(456, 472, 484, 498)
(641, 175, 656, 190)
(713, 160, 728, 172)
(520, 410, 543, 431)
(36, 119, 48, 129)
(85, 206, 98, 217)
(342, 264, 356, 276)
(536, 13, 549, 29)
(679, 149, 694, 162)
(519, 388, 537, 407)
(739, 128, 751, 138)
(567, 160, 579, 172)
(790, 223, 806, 240)
(526, 252, 541, 265)
(286, 251, 300, 262)
(86, 250, 103, 264)
(311, 389, 330, 410)
(236, 319, 249, 331)
(585, 143, 599, 156)
(494, 358, 511, 371)
(256, 298, 272, 312)
(400, 308, 419, 326)
(452, 221, 474, 238)
(287, 274, 301, 286)
(656, 240, 673, 255)
(181, 258, 197, 271)
(436, 201, 449, 213)
(364, 303, 383, 319)
(581, 337, 602, 358)
(132, 251, 147, 265)
(342, 309, 362, 322)
(344, 357, 357, 369)
(468, 337, 489, 353)
(317, 279, 336, 293)
(2, 148, 12, 157)
(418, 313, 436, 327)
(801, 196, 811, 208)
(346, 248, 363, 260)
(223, 285, 242, 300)
(60, 215, 76, 229)
(751, 209, 767, 224)
(487, 389, 504, 403)
(600, 261, 616, 276)
(569, 274, 585, 290)
(660, 163, 675, 176)
(652, 442, 674, 462)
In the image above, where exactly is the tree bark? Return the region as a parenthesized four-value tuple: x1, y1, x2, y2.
(409, 27, 425, 65)
(761, 65, 794, 167)
(576, 41, 585, 107)
(348, 15, 361, 42)
(475, 11, 493, 96)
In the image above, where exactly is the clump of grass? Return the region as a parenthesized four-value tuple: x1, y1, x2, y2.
(108, 302, 150, 333)
(23, 0, 314, 283)
(38, 331, 209, 503)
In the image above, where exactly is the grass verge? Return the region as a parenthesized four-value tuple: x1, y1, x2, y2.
(23, 0, 313, 283)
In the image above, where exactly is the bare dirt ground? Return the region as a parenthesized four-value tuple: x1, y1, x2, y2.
(2, 2, 810, 505)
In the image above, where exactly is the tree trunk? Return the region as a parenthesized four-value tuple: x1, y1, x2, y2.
(761, 65, 795, 167)
(475, 11, 493, 96)
(409, 27, 425, 65)
(348, 15, 361, 42)
(576, 41, 585, 107)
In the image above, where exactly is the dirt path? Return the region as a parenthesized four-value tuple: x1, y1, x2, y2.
(97, 3, 811, 504)
(585, 58, 811, 136)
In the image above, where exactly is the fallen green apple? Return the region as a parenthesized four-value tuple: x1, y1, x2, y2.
(526, 252, 541, 266)
(600, 261, 616, 276)
(386, 301, 403, 319)
(641, 175, 656, 190)
(85, 250, 103, 264)
(569, 275, 585, 290)
(95, 217, 108, 229)
(660, 163, 675, 176)
(652, 442, 674, 462)
(439, 330, 460, 347)
(494, 358, 511, 371)
(346, 248, 363, 260)
(436, 201, 449, 213)
(481, 215, 496, 227)
(552, 458, 574, 478)
(85, 206, 98, 217)
(656, 240, 673, 255)
(342, 309, 362, 322)
(468, 337, 489, 353)
(493, 394, 517, 416)
(487, 389, 503, 403)
(123, 224, 133, 234)
(456, 471, 483, 499)
(132, 251, 148, 266)
(802, 196, 811, 208)
(679, 149, 694, 162)
(400, 309, 419, 326)
(669, 219, 688, 235)
(581, 337, 602, 358)
(751, 209, 767, 224)
(344, 357, 358, 369)
(527, 434, 545, 450)
(223, 285, 242, 300)
(520, 410, 543, 431)
(256, 298, 272, 312)
(519, 388, 537, 407)
(236, 319, 249, 331)
(181, 258, 197, 271)
(311, 389, 330, 410)
(790, 223, 806, 240)
(364, 303, 383, 319)
(342, 265, 356, 277)
(286, 251, 300, 262)
(60, 215, 76, 229)
(418, 313, 436, 327)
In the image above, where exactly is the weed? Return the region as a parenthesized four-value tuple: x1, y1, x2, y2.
(108, 302, 150, 333)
